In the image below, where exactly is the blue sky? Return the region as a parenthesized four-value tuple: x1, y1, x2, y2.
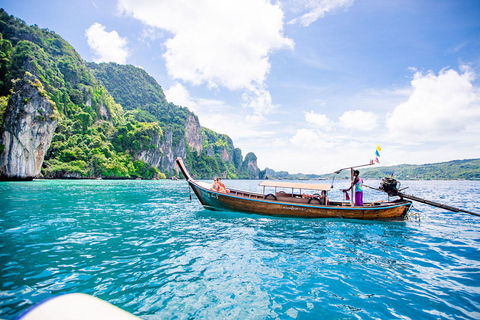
(2, 0, 480, 174)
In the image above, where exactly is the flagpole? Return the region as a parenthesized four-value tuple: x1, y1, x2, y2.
(334, 162, 374, 206)
(350, 167, 354, 206)
(333, 144, 381, 206)
(334, 162, 375, 174)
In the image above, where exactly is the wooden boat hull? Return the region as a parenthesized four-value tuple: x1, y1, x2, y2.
(176, 157, 412, 220)
(188, 180, 411, 220)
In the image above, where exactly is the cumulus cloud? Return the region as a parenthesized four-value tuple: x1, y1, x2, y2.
(291, 109, 377, 150)
(291, 128, 320, 145)
(290, 128, 335, 148)
(118, 0, 293, 115)
(259, 66, 480, 174)
(304, 110, 333, 130)
(386, 67, 480, 141)
(339, 110, 378, 131)
(165, 82, 198, 112)
(85, 23, 129, 64)
(242, 86, 277, 117)
(286, 0, 354, 26)
(164, 83, 279, 144)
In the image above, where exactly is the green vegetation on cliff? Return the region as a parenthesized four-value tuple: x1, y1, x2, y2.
(0, 9, 163, 179)
(0, 9, 262, 180)
(87, 62, 190, 150)
(89, 62, 262, 179)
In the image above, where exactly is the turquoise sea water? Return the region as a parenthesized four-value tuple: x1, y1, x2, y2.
(1, 179, 480, 319)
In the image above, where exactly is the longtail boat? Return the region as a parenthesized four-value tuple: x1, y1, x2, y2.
(176, 158, 412, 220)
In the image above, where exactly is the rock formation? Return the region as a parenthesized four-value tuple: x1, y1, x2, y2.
(133, 127, 163, 169)
(160, 114, 203, 174)
(0, 74, 58, 180)
(185, 114, 203, 154)
(243, 152, 260, 179)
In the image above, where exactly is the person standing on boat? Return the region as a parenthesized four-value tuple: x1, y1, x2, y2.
(344, 170, 363, 206)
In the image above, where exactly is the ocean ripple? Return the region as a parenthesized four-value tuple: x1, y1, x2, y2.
(1, 179, 480, 319)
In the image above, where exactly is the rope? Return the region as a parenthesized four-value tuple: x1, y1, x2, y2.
(406, 205, 421, 221)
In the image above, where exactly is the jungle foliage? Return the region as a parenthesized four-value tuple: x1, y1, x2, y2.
(0, 9, 260, 180)
(0, 9, 163, 179)
(88, 62, 261, 179)
(87, 62, 191, 149)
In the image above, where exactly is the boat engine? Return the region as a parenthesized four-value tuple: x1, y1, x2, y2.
(379, 177, 400, 196)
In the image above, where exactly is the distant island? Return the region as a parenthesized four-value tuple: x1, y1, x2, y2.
(266, 158, 480, 181)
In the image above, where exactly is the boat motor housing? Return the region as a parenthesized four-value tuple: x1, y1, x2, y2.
(379, 177, 400, 196)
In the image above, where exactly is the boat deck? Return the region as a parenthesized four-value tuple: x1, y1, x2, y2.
(195, 180, 391, 207)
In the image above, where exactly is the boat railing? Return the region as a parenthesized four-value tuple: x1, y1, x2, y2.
(230, 189, 263, 199)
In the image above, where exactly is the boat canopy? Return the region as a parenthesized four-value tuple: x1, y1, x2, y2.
(259, 180, 332, 191)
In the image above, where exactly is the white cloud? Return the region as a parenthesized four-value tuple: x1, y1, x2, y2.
(386, 67, 480, 141)
(118, 0, 293, 116)
(141, 26, 164, 42)
(242, 86, 277, 116)
(290, 128, 335, 148)
(290, 128, 321, 145)
(304, 110, 333, 130)
(286, 0, 354, 26)
(339, 110, 378, 131)
(164, 83, 278, 145)
(85, 23, 129, 64)
(165, 82, 198, 112)
(257, 67, 480, 174)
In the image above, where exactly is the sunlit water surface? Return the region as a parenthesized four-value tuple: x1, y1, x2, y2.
(1, 179, 480, 319)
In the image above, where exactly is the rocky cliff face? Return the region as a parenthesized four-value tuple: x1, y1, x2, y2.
(221, 148, 230, 162)
(243, 152, 260, 179)
(0, 74, 58, 180)
(160, 114, 202, 174)
(185, 114, 202, 154)
(160, 127, 185, 174)
(134, 130, 162, 169)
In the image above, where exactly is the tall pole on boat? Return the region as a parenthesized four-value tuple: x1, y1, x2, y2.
(350, 167, 354, 206)
(335, 162, 374, 206)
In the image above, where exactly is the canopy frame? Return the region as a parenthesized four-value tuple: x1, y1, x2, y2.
(259, 180, 331, 197)
(334, 162, 375, 205)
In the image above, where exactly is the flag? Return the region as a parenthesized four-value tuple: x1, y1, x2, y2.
(375, 150, 380, 157)
(375, 157, 380, 163)
(376, 144, 382, 152)
(370, 159, 374, 165)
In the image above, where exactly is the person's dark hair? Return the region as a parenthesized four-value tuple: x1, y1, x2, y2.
(354, 170, 360, 175)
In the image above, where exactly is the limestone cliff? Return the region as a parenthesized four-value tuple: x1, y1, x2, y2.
(160, 127, 186, 173)
(0, 74, 58, 180)
(243, 152, 260, 179)
(185, 114, 202, 154)
(133, 126, 163, 169)
(160, 114, 202, 173)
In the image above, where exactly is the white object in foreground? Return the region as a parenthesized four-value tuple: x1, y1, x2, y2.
(18, 293, 140, 320)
